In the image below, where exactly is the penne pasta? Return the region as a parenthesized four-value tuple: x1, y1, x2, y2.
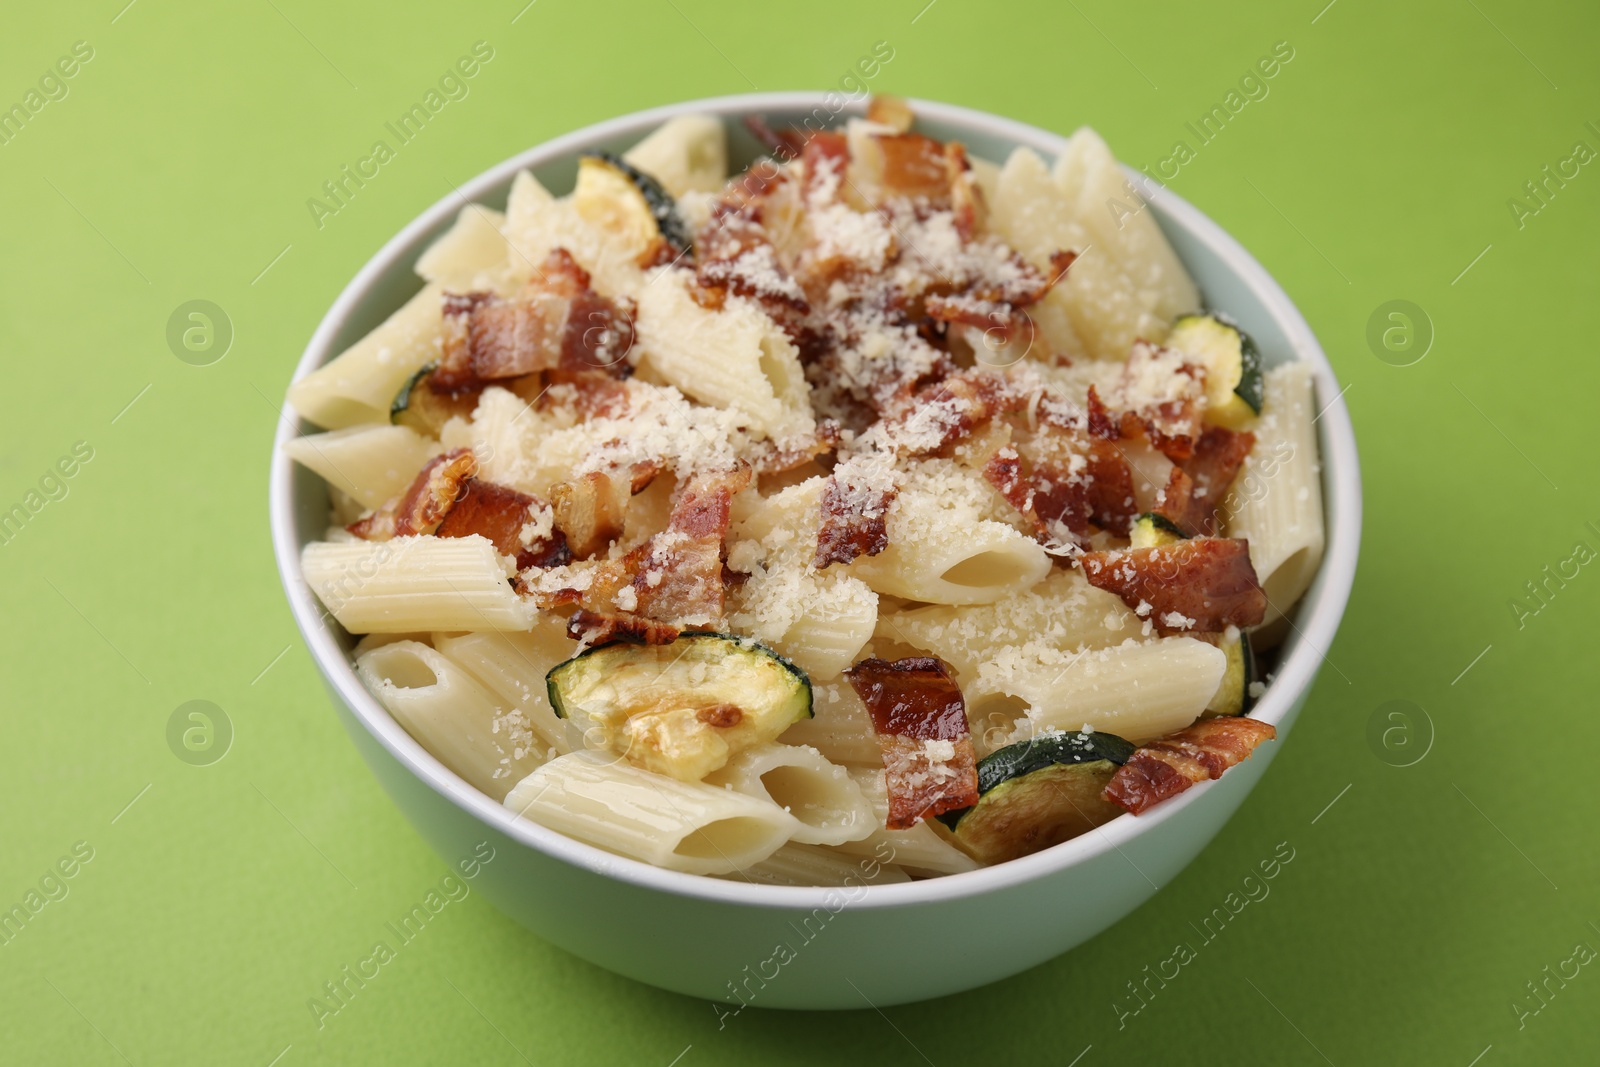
(287, 282, 447, 429)
(503, 750, 798, 875)
(1225, 362, 1327, 637)
(705, 743, 876, 846)
(981, 636, 1227, 744)
(719, 842, 911, 887)
(357, 640, 547, 800)
(414, 204, 510, 286)
(302, 535, 535, 634)
(432, 622, 576, 755)
(285, 424, 441, 511)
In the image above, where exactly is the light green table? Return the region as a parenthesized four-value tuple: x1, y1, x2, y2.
(3, 1, 1596, 1062)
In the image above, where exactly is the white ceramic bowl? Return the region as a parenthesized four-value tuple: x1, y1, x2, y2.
(270, 92, 1361, 1009)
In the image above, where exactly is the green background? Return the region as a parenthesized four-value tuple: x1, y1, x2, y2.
(2, 0, 1596, 1062)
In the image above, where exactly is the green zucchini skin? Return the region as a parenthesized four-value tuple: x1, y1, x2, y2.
(943, 753, 1131, 865)
(587, 151, 693, 255)
(390, 361, 438, 425)
(939, 731, 1134, 830)
(1168, 312, 1265, 421)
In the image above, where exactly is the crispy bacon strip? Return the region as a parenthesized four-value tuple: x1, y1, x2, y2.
(845, 657, 979, 829)
(1079, 537, 1267, 635)
(866, 94, 914, 133)
(433, 478, 567, 569)
(813, 462, 896, 569)
(874, 132, 952, 203)
(629, 466, 752, 623)
(539, 368, 632, 421)
(434, 250, 634, 391)
(1103, 717, 1277, 815)
(565, 608, 680, 647)
(1109, 342, 1207, 462)
(550, 471, 631, 560)
(347, 449, 477, 541)
(750, 420, 841, 476)
(983, 446, 1088, 546)
(1180, 427, 1256, 535)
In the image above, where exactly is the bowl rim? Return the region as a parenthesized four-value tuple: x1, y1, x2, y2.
(269, 90, 1362, 911)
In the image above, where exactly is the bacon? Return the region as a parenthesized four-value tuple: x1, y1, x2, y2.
(1103, 717, 1277, 815)
(750, 420, 841, 476)
(983, 446, 1088, 547)
(628, 467, 752, 624)
(844, 657, 980, 829)
(550, 471, 631, 559)
(1180, 427, 1256, 535)
(433, 478, 558, 564)
(538, 368, 632, 421)
(1151, 467, 1200, 536)
(433, 250, 634, 391)
(1079, 537, 1267, 635)
(348, 449, 476, 541)
(1110, 342, 1206, 461)
(874, 132, 952, 203)
(866, 94, 914, 133)
(813, 463, 896, 568)
(800, 131, 850, 200)
(565, 608, 680, 647)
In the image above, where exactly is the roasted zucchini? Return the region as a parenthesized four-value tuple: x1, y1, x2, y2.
(546, 633, 811, 781)
(575, 152, 692, 256)
(1166, 313, 1264, 429)
(1202, 629, 1256, 717)
(939, 731, 1135, 865)
(1130, 512, 1187, 549)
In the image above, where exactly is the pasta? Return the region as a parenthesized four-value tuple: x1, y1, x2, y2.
(286, 98, 1326, 880)
(284, 424, 440, 510)
(704, 743, 876, 846)
(356, 640, 546, 800)
(1225, 362, 1327, 637)
(503, 750, 797, 875)
(432, 622, 576, 755)
(302, 536, 536, 633)
(288, 283, 447, 429)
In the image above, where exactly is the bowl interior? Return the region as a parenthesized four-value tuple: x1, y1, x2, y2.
(272, 92, 1361, 908)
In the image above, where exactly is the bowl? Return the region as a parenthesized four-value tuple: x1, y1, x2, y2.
(270, 91, 1361, 1009)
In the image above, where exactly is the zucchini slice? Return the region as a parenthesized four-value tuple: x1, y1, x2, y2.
(1130, 512, 1187, 549)
(575, 152, 692, 256)
(1166, 313, 1264, 429)
(546, 633, 811, 782)
(939, 731, 1135, 865)
(1203, 630, 1257, 717)
(390, 362, 478, 436)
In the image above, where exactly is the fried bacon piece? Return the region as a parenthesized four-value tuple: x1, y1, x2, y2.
(866, 94, 914, 132)
(1079, 537, 1267, 635)
(1108, 342, 1207, 461)
(539, 368, 632, 421)
(1103, 717, 1277, 815)
(750, 419, 841, 476)
(565, 608, 679, 647)
(800, 131, 850, 200)
(550, 471, 632, 560)
(813, 458, 896, 569)
(845, 656, 979, 829)
(1179, 426, 1256, 535)
(982, 420, 1139, 546)
(984, 445, 1088, 547)
(629, 466, 752, 623)
(434, 478, 566, 569)
(433, 250, 634, 391)
(347, 449, 477, 540)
